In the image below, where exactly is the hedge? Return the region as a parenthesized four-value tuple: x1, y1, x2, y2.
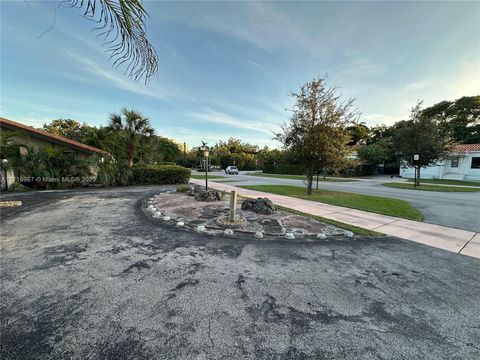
(131, 165, 190, 185)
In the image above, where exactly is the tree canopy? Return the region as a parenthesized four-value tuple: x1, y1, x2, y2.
(421, 96, 480, 144)
(393, 102, 452, 184)
(276, 77, 358, 194)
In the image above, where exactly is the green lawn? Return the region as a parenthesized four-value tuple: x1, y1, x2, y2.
(384, 182, 480, 192)
(240, 185, 423, 221)
(246, 172, 356, 182)
(190, 174, 225, 180)
(407, 178, 480, 187)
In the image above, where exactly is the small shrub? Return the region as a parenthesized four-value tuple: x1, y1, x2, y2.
(8, 182, 32, 192)
(176, 184, 192, 193)
(131, 165, 190, 185)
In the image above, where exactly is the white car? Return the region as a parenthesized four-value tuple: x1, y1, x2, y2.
(225, 166, 239, 175)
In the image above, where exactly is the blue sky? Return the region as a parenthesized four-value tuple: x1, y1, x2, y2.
(1, 1, 479, 148)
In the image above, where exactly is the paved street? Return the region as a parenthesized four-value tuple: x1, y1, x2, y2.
(213, 172, 480, 232)
(1, 187, 479, 359)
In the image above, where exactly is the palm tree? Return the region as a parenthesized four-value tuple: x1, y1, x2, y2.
(61, 0, 158, 83)
(108, 108, 154, 168)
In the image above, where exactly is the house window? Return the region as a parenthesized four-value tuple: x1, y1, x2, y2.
(450, 157, 459, 168)
(472, 157, 480, 169)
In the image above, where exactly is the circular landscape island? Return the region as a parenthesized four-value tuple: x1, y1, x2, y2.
(142, 185, 355, 241)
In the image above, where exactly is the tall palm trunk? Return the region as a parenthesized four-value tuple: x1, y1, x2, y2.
(127, 142, 136, 168)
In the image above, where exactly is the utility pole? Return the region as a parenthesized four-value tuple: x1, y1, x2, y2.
(183, 142, 186, 167)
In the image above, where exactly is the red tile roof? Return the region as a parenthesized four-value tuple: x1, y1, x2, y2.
(0, 117, 109, 155)
(452, 143, 480, 153)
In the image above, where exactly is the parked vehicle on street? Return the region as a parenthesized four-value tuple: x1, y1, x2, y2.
(225, 166, 239, 175)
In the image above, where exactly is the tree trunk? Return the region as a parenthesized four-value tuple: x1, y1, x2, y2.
(306, 163, 314, 195)
(127, 142, 136, 168)
(416, 167, 421, 186)
(323, 166, 327, 180)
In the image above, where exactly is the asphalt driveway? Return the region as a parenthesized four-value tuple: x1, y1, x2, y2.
(1, 187, 479, 359)
(216, 173, 480, 232)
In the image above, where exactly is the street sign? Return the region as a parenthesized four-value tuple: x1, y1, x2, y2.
(414, 154, 420, 161)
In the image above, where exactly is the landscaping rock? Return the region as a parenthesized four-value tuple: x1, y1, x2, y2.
(285, 232, 295, 239)
(316, 233, 327, 240)
(188, 185, 203, 196)
(196, 225, 206, 232)
(194, 189, 223, 202)
(223, 229, 234, 236)
(176, 221, 185, 227)
(254, 231, 264, 239)
(241, 197, 276, 215)
(163, 216, 171, 221)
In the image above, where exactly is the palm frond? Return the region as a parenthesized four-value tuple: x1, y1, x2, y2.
(62, 0, 158, 83)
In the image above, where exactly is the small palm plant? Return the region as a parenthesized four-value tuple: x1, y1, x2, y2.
(108, 108, 154, 168)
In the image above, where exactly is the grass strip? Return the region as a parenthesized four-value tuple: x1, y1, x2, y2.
(406, 178, 480, 187)
(190, 174, 225, 180)
(239, 184, 423, 221)
(383, 182, 480, 192)
(246, 172, 357, 182)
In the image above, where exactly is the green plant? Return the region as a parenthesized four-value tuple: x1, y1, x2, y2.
(8, 182, 31, 192)
(176, 184, 192, 193)
(131, 165, 190, 185)
(91, 155, 132, 187)
(109, 108, 155, 168)
(63, 0, 158, 82)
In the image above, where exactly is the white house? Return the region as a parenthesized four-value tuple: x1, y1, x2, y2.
(399, 144, 480, 181)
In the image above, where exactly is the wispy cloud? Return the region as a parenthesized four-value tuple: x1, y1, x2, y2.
(190, 109, 280, 136)
(330, 58, 388, 83)
(64, 51, 173, 100)
(406, 80, 431, 91)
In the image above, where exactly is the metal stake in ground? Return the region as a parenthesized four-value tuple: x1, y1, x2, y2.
(229, 191, 237, 222)
(203, 145, 209, 191)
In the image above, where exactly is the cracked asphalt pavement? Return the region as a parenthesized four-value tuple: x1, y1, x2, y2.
(1, 186, 479, 359)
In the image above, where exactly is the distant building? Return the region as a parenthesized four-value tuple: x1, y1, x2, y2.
(1, 117, 108, 190)
(0, 117, 108, 158)
(400, 144, 480, 181)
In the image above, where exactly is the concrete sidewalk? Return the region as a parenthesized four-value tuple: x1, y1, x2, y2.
(191, 179, 479, 259)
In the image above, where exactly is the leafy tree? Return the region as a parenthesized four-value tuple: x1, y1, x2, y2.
(393, 101, 452, 185)
(62, 0, 158, 82)
(421, 96, 480, 144)
(136, 135, 182, 164)
(357, 141, 389, 174)
(210, 138, 259, 170)
(108, 108, 154, 168)
(346, 123, 370, 146)
(43, 119, 91, 142)
(276, 77, 358, 194)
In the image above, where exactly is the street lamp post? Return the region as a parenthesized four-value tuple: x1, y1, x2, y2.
(2, 159, 9, 190)
(203, 147, 209, 191)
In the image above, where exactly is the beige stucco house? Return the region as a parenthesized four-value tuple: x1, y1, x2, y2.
(1, 117, 108, 190)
